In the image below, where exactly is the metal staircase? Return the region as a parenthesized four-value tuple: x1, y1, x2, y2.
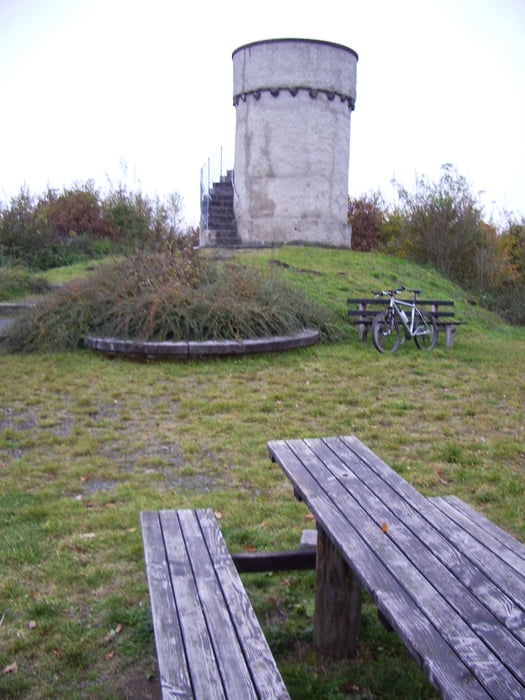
(205, 170, 238, 246)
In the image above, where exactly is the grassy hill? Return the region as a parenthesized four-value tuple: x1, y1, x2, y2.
(239, 244, 511, 334)
(0, 246, 523, 699)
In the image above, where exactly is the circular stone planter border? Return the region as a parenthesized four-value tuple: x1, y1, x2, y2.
(84, 329, 319, 359)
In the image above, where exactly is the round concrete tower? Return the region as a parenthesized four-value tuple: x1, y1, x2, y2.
(232, 38, 358, 247)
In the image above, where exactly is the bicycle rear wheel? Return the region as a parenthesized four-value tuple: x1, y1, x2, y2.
(414, 312, 437, 350)
(372, 311, 400, 353)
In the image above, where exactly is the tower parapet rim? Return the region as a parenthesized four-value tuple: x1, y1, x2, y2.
(232, 37, 358, 62)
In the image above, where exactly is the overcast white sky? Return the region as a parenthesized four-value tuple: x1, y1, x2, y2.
(1, 0, 524, 226)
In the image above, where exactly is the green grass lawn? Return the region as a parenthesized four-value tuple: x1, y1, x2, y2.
(1, 246, 524, 699)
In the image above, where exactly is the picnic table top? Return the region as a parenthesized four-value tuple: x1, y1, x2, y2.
(268, 435, 525, 700)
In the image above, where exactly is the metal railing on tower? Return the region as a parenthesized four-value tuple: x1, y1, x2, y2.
(200, 143, 234, 232)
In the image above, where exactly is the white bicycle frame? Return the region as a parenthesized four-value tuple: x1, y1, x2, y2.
(376, 288, 431, 338)
(387, 296, 429, 336)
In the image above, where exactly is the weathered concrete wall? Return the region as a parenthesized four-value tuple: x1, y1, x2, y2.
(232, 39, 358, 247)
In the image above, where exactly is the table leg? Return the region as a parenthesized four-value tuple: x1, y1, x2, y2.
(313, 526, 361, 658)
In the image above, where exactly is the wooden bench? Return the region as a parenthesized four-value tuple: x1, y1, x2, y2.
(140, 508, 290, 699)
(268, 435, 525, 700)
(347, 297, 462, 347)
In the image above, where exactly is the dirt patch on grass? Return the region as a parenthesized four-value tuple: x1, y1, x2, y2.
(268, 259, 325, 276)
(119, 674, 162, 699)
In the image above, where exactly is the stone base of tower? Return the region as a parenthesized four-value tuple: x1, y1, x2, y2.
(235, 218, 352, 249)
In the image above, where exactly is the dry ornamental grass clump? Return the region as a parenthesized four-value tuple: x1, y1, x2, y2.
(2, 240, 339, 353)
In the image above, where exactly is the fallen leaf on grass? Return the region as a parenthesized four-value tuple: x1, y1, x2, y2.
(437, 470, 449, 486)
(28, 620, 37, 629)
(104, 623, 123, 643)
(244, 545, 257, 553)
(214, 511, 222, 520)
(2, 662, 18, 675)
(105, 651, 115, 661)
(344, 683, 360, 692)
(304, 513, 315, 522)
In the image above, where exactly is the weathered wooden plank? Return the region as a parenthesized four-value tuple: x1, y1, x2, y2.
(428, 496, 525, 639)
(346, 310, 381, 317)
(347, 298, 386, 304)
(158, 510, 227, 700)
(139, 511, 194, 699)
(232, 549, 316, 573)
(268, 439, 490, 700)
(339, 435, 435, 504)
(196, 509, 290, 700)
(347, 298, 455, 306)
(347, 309, 455, 318)
(165, 509, 257, 699)
(431, 495, 525, 564)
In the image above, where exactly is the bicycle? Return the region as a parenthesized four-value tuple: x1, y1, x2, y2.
(371, 286, 437, 353)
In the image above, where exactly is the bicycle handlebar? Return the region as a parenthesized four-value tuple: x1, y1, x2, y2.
(373, 285, 406, 297)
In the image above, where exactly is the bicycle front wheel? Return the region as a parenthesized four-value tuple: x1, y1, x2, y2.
(414, 312, 437, 350)
(372, 311, 400, 353)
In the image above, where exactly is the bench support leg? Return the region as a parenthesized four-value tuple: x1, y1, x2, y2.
(445, 323, 457, 348)
(314, 527, 361, 658)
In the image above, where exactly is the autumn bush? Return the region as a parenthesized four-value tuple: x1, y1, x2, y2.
(392, 165, 488, 287)
(478, 219, 525, 324)
(348, 165, 525, 324)
(347, 192, 385, 252)
(0, 183, 186, 270)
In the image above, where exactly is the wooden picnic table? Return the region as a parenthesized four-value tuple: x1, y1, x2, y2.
(267, 435, 525, 700)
